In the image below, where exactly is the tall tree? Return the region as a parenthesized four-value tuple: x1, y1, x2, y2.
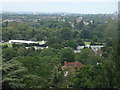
(2, 58, 27, 89)
(60, 28, 73, 40)
(59, 47, 75, 65)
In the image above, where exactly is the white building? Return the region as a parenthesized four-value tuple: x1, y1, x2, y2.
(77, 46, 84, 50)
(77, 45, 104, 50)
(8, 40, 46, 45)
(85, 45, 91, 48)
(91, 45, 104, 52)
(74, 50, 81, 53)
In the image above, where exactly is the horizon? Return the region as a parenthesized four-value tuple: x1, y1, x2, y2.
(1, 2, 118, 14)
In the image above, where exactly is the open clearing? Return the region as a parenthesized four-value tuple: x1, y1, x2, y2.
(84, 42, 91, 45)
(0, 43, 12, 47)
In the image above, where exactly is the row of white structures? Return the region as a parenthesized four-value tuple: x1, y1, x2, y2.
(8, 40, 104, 51)
(74, 45, 104, 53)
(26, 45, 104, 51)
(8, 40, 46, 45)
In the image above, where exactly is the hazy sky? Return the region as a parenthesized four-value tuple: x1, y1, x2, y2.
(1, 1, 118, 14)
(1, 0, 119, 2)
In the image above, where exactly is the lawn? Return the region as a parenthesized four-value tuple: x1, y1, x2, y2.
(84, 42, 91, 45)
(0, 43, 12, 47)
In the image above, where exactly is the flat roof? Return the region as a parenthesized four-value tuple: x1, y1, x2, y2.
(9, 40, 38, 44)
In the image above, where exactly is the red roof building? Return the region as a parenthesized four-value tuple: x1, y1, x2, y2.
(62, 61, 84, 75)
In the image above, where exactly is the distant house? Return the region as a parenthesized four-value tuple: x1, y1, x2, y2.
(74, 50, 81, 53)
(76, 17, 83, 23)
(91, 45, 104, 50)
(62, 61, 84, 76)
(83, 21, 89, 26)
(77, 46, 84, 50)
(25, 46, 48, 50)
(34, 46, 48, 50)
(76, 45, 104, 56)
(91, 45, 104, 56)
(96, 49, 103, 56)
(85, 45, 91, 48)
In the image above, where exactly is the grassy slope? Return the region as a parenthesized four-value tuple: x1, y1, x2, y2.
(84, 42, 91, 45)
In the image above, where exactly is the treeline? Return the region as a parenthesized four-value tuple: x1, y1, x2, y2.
(2, 16, 118, 45)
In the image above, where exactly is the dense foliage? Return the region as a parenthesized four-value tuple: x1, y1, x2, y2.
(1, 13, 119, 89)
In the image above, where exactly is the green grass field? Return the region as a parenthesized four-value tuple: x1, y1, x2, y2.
(84, 42, 91, 45)
(0, 43, 12, 47)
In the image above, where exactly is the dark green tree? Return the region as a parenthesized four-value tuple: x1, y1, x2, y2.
(60, 28, 73, 40)
(59, 47, 75, 65)
(2, 48, 18, 61)
(2, 58, 27, 89)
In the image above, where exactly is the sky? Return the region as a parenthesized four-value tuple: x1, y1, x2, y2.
(1, 0, 119, 14)
(0, 0, 119, 2)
